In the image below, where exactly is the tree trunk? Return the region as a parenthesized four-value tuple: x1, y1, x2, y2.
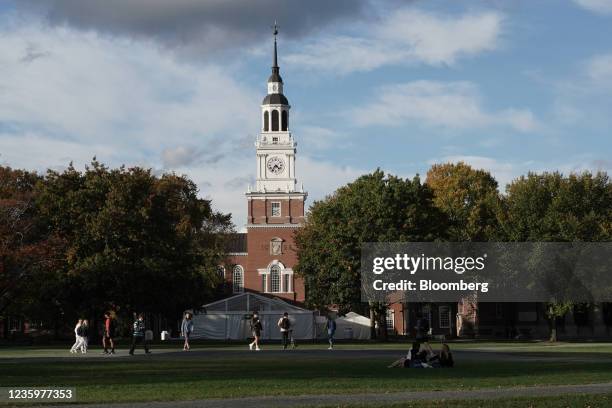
(377, 312, 388, 342)
(369, 308, 376, 340)
(549, 316, 557, 342)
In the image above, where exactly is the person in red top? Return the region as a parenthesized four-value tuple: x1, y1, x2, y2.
(102, 312, 116, 355)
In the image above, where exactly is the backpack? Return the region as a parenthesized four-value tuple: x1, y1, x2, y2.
(76, 325, 84, 336)
(280, 317, 291, 330)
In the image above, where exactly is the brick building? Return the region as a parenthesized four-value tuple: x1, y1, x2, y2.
(222, 26, 306, 305)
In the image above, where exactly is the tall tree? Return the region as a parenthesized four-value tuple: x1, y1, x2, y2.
(35, 160, 232, 326)
(426, 162, 502, 241)
(502, 171, 611, 341)
(0, 166, 64, 334)
(295, 170, 447, 339)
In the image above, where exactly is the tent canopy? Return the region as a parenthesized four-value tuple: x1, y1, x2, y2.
(188, 293, 314, 340)
(194, 292, 311, 314)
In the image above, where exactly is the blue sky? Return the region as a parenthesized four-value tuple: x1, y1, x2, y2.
(0, 0, 611, 228)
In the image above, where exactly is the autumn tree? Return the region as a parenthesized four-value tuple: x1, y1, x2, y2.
(0, 166, 64, 335)
(426, 162, 503, 241)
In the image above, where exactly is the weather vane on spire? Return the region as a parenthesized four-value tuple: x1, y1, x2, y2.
(272, 20, 279, 37)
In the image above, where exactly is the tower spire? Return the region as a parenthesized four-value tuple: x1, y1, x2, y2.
(272, 21, 279, 74)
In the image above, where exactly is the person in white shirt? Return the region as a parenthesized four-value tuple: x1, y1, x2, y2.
(70, 319, 83, 354)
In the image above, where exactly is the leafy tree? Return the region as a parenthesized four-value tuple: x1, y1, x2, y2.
(295, 170, 447, 339)
(426, 162, 503, 241)
(34, 160, 232, 328)
(502, 171, 611, 341)
(0, 166, 65, 335)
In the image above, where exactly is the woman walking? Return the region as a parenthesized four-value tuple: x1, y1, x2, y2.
(181, 312, 194, 351)
(70, 319, 83, 354)
(249, 313, 262, 351)
(79, 319, 89, 354)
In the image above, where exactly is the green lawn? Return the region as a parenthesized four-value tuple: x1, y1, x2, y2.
(1, 342, 612, 405)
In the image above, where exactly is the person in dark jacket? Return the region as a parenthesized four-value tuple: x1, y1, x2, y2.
(181, 312, 194, 351)
(79, 319, 89, 354)
(129, 314, 150, 355)
(249, 313, 262, 351)
(277, 312, 291, 350)
(326, 315, 336, 350)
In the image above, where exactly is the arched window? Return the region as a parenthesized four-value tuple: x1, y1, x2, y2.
(217, 266, 225, 279)
(232, 265, 244, 293)
(281, 110, 288, 131)
(270, 265, 281, 293)
(263, 111, 269, 132)
(271, 110, 279, 131)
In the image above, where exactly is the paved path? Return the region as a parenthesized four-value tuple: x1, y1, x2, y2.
(3, 347, 612, 364)
(47, 382, 612, 408)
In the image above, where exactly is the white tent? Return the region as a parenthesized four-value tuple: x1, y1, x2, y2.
(188, 293, 315, 340)
(315, 312, 371, 340)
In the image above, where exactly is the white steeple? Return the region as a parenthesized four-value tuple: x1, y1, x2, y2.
(253, 23, 298, 194)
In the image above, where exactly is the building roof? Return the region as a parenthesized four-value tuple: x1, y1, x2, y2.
(262, 93, 289, 105)
(225, 233, 247, 253)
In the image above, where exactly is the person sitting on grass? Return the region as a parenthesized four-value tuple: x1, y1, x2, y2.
(388, 342, 422, 368)
(428, 343, 454, 368)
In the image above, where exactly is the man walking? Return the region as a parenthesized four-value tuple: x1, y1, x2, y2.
(102, 312, 116, 355)
(277, 312, 291, 350)
(129, 313, 150, 355)
(326, 315, 336, 350)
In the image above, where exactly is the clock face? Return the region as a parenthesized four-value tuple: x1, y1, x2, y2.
(267, 156, 285, 174)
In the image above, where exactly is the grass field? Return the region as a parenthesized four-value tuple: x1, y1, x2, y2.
(1, 341, 612, 406)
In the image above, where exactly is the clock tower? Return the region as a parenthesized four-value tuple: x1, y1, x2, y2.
(239, 24, 306, 303)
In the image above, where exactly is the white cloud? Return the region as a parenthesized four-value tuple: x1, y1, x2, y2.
(586, 53, 612, 84)
(285, 9, 503, 74)
(349, 80, 538, 132)
(0, 16, 375, 229)
(573, 0, 612, 14)
(0, 21, 259, 159)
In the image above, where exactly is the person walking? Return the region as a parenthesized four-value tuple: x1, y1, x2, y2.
(326, 315, 336, 350)
(181, 312, 194, 351)
(70, 319, 83, 354)
(249, 312, 262, 351)
(277, 312, 291, 350)
(129, 314, 150, 355)
(79, 319, 89, 354)
(102, 312, 116, 355)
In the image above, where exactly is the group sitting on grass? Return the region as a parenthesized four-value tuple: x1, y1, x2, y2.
(388, 342, 454, 368)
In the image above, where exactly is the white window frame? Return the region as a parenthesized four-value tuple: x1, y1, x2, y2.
(271, 202, 281, 217)
(270, 265, 281, 293)
(439, 305, 451, 329)
(386, 309, 395, 330)
(232, 265, 244, 293)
